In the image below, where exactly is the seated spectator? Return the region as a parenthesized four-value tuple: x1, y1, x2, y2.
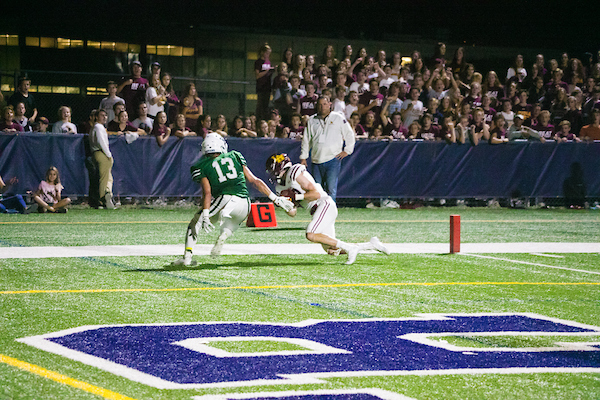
(213, 114, 229, 137)
(152, 111, 171, 147)
(33, 116, 50, 133)
(299, 82, 318, 118)
(381, 111, 408, 140)
(99, 81, 125, 123)
(350, 112, 368, 139)
(439, 115, 457, 143)
(161, 72, 179, 124)
(555, 120, 581, 142)
(400, 87, 424, 128)
(531, 110, 555, 139)
(579, 109, 600, 141)
(117, 60, 149, 118)
(52, 106, 77, 134)
(345, 90, 360, 119)
(230, 115, 256, 138)
(499, 98, 515, 129)
(488, 113, 508, 144)
(13, 102, 31, 131)
(171, 114, 196, 138)
(146, 74, 166, 119)
(0, 175, 26, 214)
(288, 113, 304, 140)
(481, 95, 496, 125)
(508, 114, 544, 142)
(196, 114, 212, 138)
(131, 102, 153, 133)
(417, 113, 440, 141)
(33, 166, 71, 213)
(8, 76, 37, 124)
(180, 82, 203, 130)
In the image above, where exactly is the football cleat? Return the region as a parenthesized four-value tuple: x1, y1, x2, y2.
(211, 233, 227, 258)
(370, 237, 390, 255)
(171, 252, 197, 267)
(345, 245, 359, 265)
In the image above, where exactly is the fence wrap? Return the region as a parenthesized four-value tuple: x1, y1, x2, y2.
(1, 133, 599, 199)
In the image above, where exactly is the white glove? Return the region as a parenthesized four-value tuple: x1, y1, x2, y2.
(273, 196, 295, 212)
(201, 209, 214, 233)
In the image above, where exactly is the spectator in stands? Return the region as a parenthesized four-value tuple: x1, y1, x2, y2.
(439, 115, 457, 143)
(108, 111, 144, 138)
(78, 109, 96, 135)
(564, 95, 583, 135)
(449, 47, 467, 79)
(299, 82, 318, 119)
(524, 103, 542, 127)
(181, 82, 203, 130)
(508, 114, 544, 142)
(321, 45, 338, 72)
(458, 102, 473, 124)
(358, 79, 384, 125)
(282, 47, 293, 66)
(401, 87, 424, 128)
(161, 72, 179, 124)
(507, 54, 527, 82)
(349, 70, 369, 95)
(196, 114, 212, 138)
(132, 102, 153, 133)
(555, 120, 581, 142)
(171, 114, 196, 138)
(545, 69, 569, 105)
(531, 110, 555, 139)
(550, 87, 569, 125)
(289, 74, 306, 113)
(459, 64, 475, 94)
(488, 113, 508, 144)
(255, 43, 274, 122)
(472, 108, 490, 142)
(514, 90, 532, 120)
(292, 54, 306, 78)
(230, 115, 256, 138)
(440, 96, 456, 119)
(418, 113, 440, 141)
(427, 98, 444, 126)
(580, 109, 600, 141)
(52, 106, 77, 134)
(150, 62, 161, 78)
(463, 82, 483, 108)
(257, 119, 270, 138)
(456, 114, 478, 145)
(152, 111, 171, 147)
(213, 114, 228, 137)
(32, 166, 71, 213)
(390, 52, 403, 79)
(349, 111, 367, 139)
(13, 102, 31, 131)
(535, 54, 548, 79)
(331, 85, 346, 115)
(483, 71, 503, 105)
(582, 86, 600, 122)
(288, 113, 304, 140)
(499, 98, 515, 129)
(528, 76, 546, 105)
(99, 81, 125, 124)
(117, 60, 149, 118)
(305, 54, 316, 76)
(89, 110, 115, 209)
(362, 110, 377, 137)
(34, 116, 49, 133)
(481, 94, 496, 125)
(406, 121, 421, 140)
(8, 76, 37, 124)
(146, 74, 166, 120)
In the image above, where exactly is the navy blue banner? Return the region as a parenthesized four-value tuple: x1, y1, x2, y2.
(1, 133, 599, 198)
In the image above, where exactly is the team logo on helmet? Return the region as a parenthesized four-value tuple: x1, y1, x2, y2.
(266, 153, 292, 184)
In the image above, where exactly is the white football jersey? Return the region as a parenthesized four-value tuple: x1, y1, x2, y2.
(276, 164, 328, 210)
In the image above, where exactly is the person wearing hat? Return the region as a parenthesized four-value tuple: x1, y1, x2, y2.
(117, 60, 149, 119)
(150, 62, 161, 79)
(34, 116, 49, 132)
(507, 113, 544, 142)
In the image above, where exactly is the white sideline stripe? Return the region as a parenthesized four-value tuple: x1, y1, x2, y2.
(0, 242, 599, 259)
(462, 253, 600, 276)
(529, 253, 565, 258)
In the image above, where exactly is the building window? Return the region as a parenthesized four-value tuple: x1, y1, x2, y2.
(147, 45, 194, 57)
(0, 35, 18, 46)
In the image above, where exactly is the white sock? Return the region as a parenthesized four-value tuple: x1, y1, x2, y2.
(336, 240, 354, 252)
(358, 242, 375, 251)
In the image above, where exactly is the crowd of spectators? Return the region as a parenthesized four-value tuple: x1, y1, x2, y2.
(2, 43, 600, 146)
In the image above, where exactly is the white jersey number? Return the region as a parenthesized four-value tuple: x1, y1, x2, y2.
(212, 158, 237, 183)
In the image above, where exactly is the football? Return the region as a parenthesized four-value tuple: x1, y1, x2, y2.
(287, 207, 297, 217)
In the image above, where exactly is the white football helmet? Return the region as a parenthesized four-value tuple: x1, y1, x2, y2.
(202, 133, 228, 155)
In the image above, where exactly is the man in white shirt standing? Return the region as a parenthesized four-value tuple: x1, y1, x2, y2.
(300, 96, 355, 202)
(89, 110, 116, 209)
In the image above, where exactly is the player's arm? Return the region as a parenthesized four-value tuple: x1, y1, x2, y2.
(243, 165, 295, 211)
(200, 177, 212, 211)
(296, 173, 321, 202)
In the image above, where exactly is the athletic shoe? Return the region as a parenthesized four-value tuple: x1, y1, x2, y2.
(171, 252, 196, 267)
(370, 237, 390, 255)
(382, 199, 400, 208)
(211, 234, 227, 258)
(345, 245, 359, 265)
(366, 202, 378, 209)
(105, 193, 116, 210)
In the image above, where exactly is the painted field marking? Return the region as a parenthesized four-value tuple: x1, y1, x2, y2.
(462, 253, 600, 276)
(2, 281, 599, 295)
(0, 353, 136, 400)
(530, 253, 565, 258)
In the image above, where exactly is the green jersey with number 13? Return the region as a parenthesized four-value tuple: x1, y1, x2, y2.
(190, 151, 249, 198)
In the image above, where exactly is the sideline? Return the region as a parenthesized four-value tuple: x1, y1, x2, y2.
(1, 242, 599, 259)
(461, 253, 600, 276)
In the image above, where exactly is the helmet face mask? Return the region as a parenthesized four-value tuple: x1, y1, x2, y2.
(266, 153, 292, 184)
(202, 133, 228, 156)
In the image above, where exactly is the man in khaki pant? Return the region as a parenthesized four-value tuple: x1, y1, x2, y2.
(89, 110, 116, 209)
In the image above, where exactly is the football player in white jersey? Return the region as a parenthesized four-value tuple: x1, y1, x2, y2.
(266, 153, 389, 264)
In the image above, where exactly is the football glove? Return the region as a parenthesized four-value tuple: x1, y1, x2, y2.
(201, 209, 214, 233)
(273, 195, 295, 212)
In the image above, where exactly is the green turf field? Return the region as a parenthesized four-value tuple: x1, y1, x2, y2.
(1, 206, 599, 399)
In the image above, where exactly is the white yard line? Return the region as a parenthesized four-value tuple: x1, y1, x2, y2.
(529, 253, 565, 258)
(461, 253, 600, 276)
(0, 242, 599, 259)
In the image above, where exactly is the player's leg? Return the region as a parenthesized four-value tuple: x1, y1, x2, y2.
(211, 196, 250, 257)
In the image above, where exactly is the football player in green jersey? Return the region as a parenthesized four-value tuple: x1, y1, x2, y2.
(172, 133, 294, 266)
